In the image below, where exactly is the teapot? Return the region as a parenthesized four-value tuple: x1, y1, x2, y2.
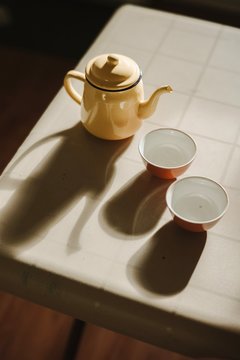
(64, 53, 172, 140)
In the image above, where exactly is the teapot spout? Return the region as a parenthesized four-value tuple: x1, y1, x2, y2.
(138, 85, 173, 119)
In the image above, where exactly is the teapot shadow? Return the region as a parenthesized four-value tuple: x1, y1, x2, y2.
(0, 122, 131, 251)
(99, 172, 173, 238)
(127, 221, 207, 295)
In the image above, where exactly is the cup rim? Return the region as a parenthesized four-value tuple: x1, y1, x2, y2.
(138, 127, 197, 170)
(166, 176, 229, 225)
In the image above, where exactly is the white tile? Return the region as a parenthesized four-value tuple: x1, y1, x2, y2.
(221, 25, 240, 41)
(2, 136, 63, 180)
(103, 262, 180, 312)
(19, 241, 114, 288)
(116, 216, 181, 265)
(117, 238, 154, 266)
(116, 237, 152, 265)
(103, 262, 141, 297)
(173, 16, 221, 37)
(196, 68, 240, 107)
(44, 157, 148, 250)
(111, 9, 172, 52)
(223, 146, 240, 189)
(0, 189, 15, 211)
(144, 55, 203, 94)
(212, 187, 240, 241)
(42, 196, 87, 247)
(109, 156, 144, 189)
(190, 233, 240, 299)
(102, 182, 170, 247)
(98, 158, 161, 240)
(2, 95, 80, 175)
(180, 98, 240, 143)
(75, 208, 123, 257)
(121, 220, 207, 300)
(102, 43, 153, 72)
(209, 35, 240, 73)
(145, 85, 190, 128)
(184, 135, 232, 181)
(160, 29, 216, 63)
(177, 286, 240, 330)
(123, 121, 160, 163)
(0, 175, 87, 252)
(32, 90, 81, 135)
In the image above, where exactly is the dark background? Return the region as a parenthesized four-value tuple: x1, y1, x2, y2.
(0, 0, 240, 60)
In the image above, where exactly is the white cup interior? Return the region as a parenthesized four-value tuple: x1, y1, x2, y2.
(139, 128, 196, 168)
(167, 176, 229, 223)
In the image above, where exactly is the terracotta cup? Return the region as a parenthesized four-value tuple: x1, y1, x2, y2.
(166, 176, 229, 232)
(139, 128, 197, 179)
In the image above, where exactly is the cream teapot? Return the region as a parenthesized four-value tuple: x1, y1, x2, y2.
(64, 53, 172, 140)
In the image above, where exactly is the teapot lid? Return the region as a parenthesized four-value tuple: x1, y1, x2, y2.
(85, 53, 141, 91)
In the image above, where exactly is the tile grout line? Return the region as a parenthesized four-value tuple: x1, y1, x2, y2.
(189, 283, 240, 303)
(191, 94, 240, 110)
(222, 183, 240, 192)
(220, 114, 240, 185)
(209, 229, 240, 244)
(147, 121, 240, 147)
(102, 33, 240, 77)
(139, 16, 177, 82)
(175, 25, 224, 129)
(144, 85, 240, 110)
(101, 6, 175, 68)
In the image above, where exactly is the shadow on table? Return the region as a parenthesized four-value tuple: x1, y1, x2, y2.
(127, 221, 207, 295)
(99, 173, 173, 238)
(0, 122, 131, 250)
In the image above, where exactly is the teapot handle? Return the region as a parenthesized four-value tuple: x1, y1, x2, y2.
(64, 70, 85, 105)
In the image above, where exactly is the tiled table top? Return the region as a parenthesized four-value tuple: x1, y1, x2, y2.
(1, 4, 240, 358)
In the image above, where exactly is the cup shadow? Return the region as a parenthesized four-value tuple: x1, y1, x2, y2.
(127, 221, 207, 295)
(99, 172, 173, 238)
(0, 122, 131, 250)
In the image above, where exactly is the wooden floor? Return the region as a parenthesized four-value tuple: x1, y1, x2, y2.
(0, 46, 213, 360)
(75, 323, 195, 360)
(0, 293, 192, 360)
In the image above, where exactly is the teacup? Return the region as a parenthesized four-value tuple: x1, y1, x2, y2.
(139, 128, 197, 179)
(166, 176, 229, 232)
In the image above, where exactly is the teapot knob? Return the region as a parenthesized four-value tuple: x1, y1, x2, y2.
(107, 55, 119, 66)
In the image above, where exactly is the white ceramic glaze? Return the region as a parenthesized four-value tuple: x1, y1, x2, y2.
(166, 176, 229, 231)
(139, 128, 197, 179)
